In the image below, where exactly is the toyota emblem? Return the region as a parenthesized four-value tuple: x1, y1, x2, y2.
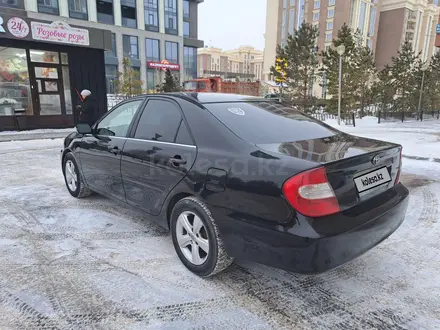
(372, 155, 381, 165)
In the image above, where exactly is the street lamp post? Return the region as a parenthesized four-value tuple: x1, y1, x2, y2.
(336, 45, 346, 126)
(417, 64, 428, 121)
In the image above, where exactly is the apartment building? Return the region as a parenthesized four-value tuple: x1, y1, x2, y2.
(0, 0, 203, 130)
(198, 46, 264, 81)
(376, 0, 440, 69)
(263, 0, 381, 83)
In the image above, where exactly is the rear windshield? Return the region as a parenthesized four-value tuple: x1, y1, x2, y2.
(204, 102, 339, 144)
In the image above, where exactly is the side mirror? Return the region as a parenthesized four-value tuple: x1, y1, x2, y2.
(76, 123, 92, 135)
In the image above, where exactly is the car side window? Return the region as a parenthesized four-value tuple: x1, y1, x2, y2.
(175, 121, 194, 145)
(96, 100, 143, 137)
(134, 99, 182, 143)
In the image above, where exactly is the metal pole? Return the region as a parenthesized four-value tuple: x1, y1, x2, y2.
(417, 70, 425, 121)
(338, 54, 342, 125)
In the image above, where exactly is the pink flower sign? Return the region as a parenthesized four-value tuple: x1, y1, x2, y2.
(31, 21, 89, 46)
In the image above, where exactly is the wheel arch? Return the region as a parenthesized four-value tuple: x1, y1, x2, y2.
(166, 192, 194, 229)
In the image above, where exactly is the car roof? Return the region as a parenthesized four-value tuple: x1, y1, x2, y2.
(142, 92, 273, 104)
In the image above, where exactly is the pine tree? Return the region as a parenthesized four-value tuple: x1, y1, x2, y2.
(372, 65, 395, 113)
(424, 51, 440, 113)
(159, 69, 182, 92)
(353, 45, 377, 117)
(270, 23, 319, 109)
(388, 40, 420, 112)
(115, 57, 144, 97)
(321, 24, 362, 114)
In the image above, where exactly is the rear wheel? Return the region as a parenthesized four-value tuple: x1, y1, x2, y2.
(63, 153, 91, 198)
(171, 196, 234, 277)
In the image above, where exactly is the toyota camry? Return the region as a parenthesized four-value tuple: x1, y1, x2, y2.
(61, 93, 409, 277)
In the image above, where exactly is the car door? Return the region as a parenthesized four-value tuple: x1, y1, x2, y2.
(79, 99, 144, 200)
(121, 98, 197, 215)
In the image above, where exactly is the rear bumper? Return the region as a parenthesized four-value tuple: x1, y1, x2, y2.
(212, 183, 409, 274)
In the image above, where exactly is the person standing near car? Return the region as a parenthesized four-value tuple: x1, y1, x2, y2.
(78, 89, 97, 126)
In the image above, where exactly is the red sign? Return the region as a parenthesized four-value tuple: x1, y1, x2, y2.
(147, 60, 180, 71)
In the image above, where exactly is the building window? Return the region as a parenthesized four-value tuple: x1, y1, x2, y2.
(358, 1, 366, 34)
(0, 0, 19, 8)
(144, 0, 159, 32)
(313, 12, 319, 21)
(296, 0, 305, 29)
(281, 10, 287, 41)
(368, 6, 376, 36)
(165, 41, 178, 63)
(328, 8, 334, 18)
(329, 0, 335, 5)
(288, 8, 295, 35)
(68, 0, 88, 19)
(37, 0, 59, 15)
(123, 35, 139, 59)
(183, 0, 189, 18)
(105, 65, 118, 94)
(184, 21, 190, 37)
(283, 0, 287, 8)
(290, 0, 295, 6)
(146, 38, 160, 61)
(105, 33, 117, 58)
(367, 39, 373, 50)
(97, 0, 114, 24)
(121, 0, 137, 28)
(183, 46, 197, 80)
(314, 0, 320, 9)
(327, 20, 333, 30)
(165, 0, 178, 35)
(325, 32, 332, 42)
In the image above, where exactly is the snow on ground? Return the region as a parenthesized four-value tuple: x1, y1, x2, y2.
(0, 138, 63, 154)
(0, 128, 74, 136)
(326, 117, 440, 160)
(0, 135, 440, 329)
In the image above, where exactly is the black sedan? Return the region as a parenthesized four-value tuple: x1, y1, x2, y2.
(61, 93, 409, 277)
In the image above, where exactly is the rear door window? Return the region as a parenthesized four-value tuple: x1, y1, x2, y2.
(133, 99, 182, 143)
(204, 102, 339, 144)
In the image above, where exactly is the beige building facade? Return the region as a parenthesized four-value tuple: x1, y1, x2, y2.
(263, 0, 381, 85)
(376, 0, 440, 69)
(197, 46, 264, 80)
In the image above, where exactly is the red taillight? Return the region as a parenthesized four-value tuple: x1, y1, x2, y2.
(282, 167, 340, 218)
(395, 148, 402, 185)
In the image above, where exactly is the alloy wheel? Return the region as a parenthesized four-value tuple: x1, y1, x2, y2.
(65, 160, 78, 192)
(176, 211, 210, 266)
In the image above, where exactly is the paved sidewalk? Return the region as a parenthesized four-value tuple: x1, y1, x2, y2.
(0, 128, 74, 142)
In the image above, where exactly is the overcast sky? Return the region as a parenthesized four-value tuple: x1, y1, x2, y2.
(198, 0, 267, 51)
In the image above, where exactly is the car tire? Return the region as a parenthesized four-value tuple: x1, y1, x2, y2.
(171, 196, 234, 277)
(63, 152, 92, 199)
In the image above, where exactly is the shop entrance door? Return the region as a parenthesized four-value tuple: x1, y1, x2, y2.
(30, 63, 66, 116)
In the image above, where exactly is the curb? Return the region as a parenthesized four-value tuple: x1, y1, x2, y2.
(402, 154, 440, 163)
(0, 131, 74, 143)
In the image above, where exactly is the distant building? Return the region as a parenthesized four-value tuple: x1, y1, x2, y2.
(376, 0, 440, 70)
(263, 0, 381, 84)
(197, 46, 264, 81)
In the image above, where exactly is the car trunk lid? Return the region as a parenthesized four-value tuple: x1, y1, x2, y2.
(257, 133, 402, 212)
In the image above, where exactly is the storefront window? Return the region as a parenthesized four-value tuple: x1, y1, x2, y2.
(0, 48, 32, 116)
(30, 50, 59, 63)
(62, 66, 72, 114)
(40, 94, 61, 115)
